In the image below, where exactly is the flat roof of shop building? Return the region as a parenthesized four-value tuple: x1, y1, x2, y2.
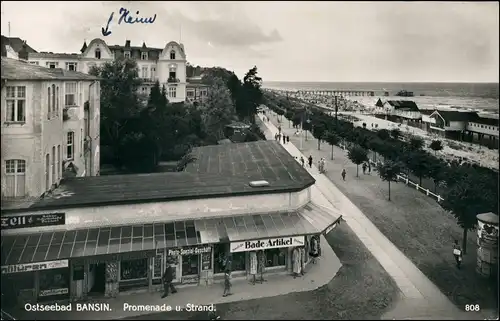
(1, 141, 315, 213)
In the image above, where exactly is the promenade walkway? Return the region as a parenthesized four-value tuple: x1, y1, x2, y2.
(259, 112, 485, 320)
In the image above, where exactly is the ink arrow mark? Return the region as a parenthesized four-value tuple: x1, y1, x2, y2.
(102, 12, 114, 36)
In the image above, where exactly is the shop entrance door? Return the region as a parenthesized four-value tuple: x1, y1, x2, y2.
(88, 263, 106, 295)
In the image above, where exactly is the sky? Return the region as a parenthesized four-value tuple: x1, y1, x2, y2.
(1, 1, 499, 83)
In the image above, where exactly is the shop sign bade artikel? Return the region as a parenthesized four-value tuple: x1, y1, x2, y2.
(230, 236, 305, 253)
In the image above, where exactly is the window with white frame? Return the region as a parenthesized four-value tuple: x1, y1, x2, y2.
(124, 51, 131, 59)
(168, 86, 177, 98)
(95, 48, 101, 59)
(45, 153, 50, 191)
(65, 82, 77, 106)
(5, 86, 26, 123)
(141, 66, 148, 79)
(29, 61, 39, 65)
(141, 52, 148, 60)
(57, 145, 61, 180)
(46, 62, 58, 69)
(65, 62, 78, 71)
(4, 159, 26, 198)
(66, 132, 74, 160)
(151, 67, 156, 80)
(52, 146, 56, 185)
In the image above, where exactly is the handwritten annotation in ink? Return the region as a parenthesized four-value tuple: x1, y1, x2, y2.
(102, 8, 156, 36)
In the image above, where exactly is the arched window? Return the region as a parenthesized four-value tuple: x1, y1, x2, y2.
(47, 86, 51, 119)
(52, 146, 56, 185)
(170, 50, 176, 60)
(95, 48, 101, 59)
(45, 153, 50, 191)
(51, 84, 56, 116)
(56, 86, 59, 116)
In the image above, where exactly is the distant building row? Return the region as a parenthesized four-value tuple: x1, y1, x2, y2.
(374, 99, 499, 147)
(1, 36, 208, 104)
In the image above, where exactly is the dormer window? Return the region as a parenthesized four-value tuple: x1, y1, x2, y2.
(46, 62, 58, 69)
(124, 51, 131, 59)
(170, 50, 176, 59)
(141, 52, 148, 60)
(95, 48, 101, 59)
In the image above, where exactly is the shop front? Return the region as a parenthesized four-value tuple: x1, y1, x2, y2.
(1, 259, 70, 307)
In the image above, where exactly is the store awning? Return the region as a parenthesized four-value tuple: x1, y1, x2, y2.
(1, 203, 342, 266)
(194, 202, 342, 243)
(1, 221, 210, 266)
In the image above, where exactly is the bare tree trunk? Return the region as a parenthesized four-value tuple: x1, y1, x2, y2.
(388, 181, 391, 201)
(331, 144, 334, 160)
(462, 228, 468, 255)
(317, 138, 320, 150)
(356, 164, 359, 177)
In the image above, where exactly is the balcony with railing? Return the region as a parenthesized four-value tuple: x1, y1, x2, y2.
(167, 77, 180, 83)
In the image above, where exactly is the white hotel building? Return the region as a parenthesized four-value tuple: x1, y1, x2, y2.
(26, 39, 208, 103)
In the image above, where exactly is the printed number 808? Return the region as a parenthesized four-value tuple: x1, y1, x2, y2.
(464, 304, 480, 312)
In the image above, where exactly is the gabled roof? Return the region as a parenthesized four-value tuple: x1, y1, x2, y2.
(471, 116, 499, 127)
(375, 98, 384, 107)
(385, 100, 419, 112)
(431, 110, 479, 122)
(0, 36, 38, 54)
(1, 57, 98, 81)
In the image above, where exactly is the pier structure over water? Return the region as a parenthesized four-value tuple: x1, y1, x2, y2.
(267, 89, 380, 97)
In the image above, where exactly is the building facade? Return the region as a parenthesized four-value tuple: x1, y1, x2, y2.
(26, 39, 208, 104)
(0, 141, 341, 305)
(1, 57, 100, 203)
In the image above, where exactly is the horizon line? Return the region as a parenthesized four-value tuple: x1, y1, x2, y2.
(263, 80, 500, 84)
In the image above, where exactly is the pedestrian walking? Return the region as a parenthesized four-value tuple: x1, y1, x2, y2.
(278, 125, 282, 134)
(308, 155, 313, 168)
(161, 264, 177, 298)
(367, 161, 371, 174)
(453, 240, 463, 269)
(283, 135, 286, 144)
(274, 133, 278, 141)
(286, 136, 290, 143)
(278, 133, 282, 142)
(300, 156, 305, 167)
(341, 168, 346, 181)
(317, 159, 323, 173)
(320, 158, 326, 173)
(223, 270, 232, 297)
(362, 163, 367, 175)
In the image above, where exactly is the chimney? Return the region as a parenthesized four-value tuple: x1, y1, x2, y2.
(18, 41, 29, 61)
(142, 41, 147, 49)
(125, 40, 131, 48)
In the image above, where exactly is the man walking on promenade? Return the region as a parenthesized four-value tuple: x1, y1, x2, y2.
(300, 156, 305, 167)
(286, 136, 290, 144)
(341, 168, 346, 181)
(223, 270, 232, 297)
(453, 240, 463, 269)
(283, 135, 286, 144)
(161, 264, 177, 298)
(362, 163, 367, 175)
(308, 155, 313, 168)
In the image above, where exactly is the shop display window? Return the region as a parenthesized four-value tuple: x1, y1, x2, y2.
(182, 254, 199, 276)
(214, 243, 246, 273)
(120, 258, 148, 280)
(39, 268, 70, 299)
(265, 248, 286, 267)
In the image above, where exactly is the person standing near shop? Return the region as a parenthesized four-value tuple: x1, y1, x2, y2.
(308, 155, 313, 168)
(300, 156, 305, 167)
(453, 240, 463, 269)
(309, 236, 319, 264)
(223, 270, 232, 297)
(300, 246, 306, 276)
(292, 247, 301, 278)
(161, 264, 177, 298)
(283, 135, 286, 144)
(286, 136, 290, 144)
